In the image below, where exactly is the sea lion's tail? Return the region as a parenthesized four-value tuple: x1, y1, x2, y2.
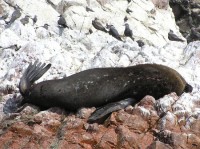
(19, 60, 51, 96)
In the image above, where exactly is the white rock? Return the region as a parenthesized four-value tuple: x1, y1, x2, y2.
(0, 0, 9, 16)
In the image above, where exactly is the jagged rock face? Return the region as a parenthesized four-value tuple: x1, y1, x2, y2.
(0, 95, 200, 148)
(169, 0, 200, 42)
(0, 0, 200, 148)
(151, 0, 169, 9)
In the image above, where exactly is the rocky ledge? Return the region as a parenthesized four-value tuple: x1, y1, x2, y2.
(0, 94, 200, 148)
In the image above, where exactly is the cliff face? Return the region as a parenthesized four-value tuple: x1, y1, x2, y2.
(169, 0, 200, 42)
(0, 0, 200, 148)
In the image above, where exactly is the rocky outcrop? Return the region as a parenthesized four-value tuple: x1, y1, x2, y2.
(169, 0, 200, 42)
(0, 95, 200, 148)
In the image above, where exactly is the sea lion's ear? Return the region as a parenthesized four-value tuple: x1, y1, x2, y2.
(184, 83, 193, 93)
(87, 98, 137, 124)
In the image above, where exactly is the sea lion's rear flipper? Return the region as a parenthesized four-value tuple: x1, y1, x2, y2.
(87, 98, 137, 123)
(19, 61, 51, 96)
(26, 60, 51, 83)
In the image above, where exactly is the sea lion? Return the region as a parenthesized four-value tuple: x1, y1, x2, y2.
(19, 61, 192, 122)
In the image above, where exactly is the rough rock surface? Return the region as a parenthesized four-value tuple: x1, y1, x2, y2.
(169, 0, 200, 42)
(0, 95, 200, 148)
(0, 0, 200, 148)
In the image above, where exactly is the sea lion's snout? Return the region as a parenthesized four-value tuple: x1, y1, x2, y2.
(184, 83, 193, 93)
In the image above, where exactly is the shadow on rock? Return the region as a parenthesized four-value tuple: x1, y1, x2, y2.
(3, 95, 22, 114)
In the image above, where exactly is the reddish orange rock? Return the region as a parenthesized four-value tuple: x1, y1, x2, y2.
(0, 95, 199, 149)
(33, 124, 53, 136)
(0, 131, 14, 148)
(147, 141, 173, 149)
(138, 95, 156, 110)
(187, 133, 200, 148)
(63, 115, 84, 130)
(7, 137, 30, 149)
(58, 140, 84, 149)
(94, 128, 117, 149)
(115, 125, 154, 149)
(116, 125, 140, 148)
(190, 119, 200, 136)
(9, 122, 33, 135)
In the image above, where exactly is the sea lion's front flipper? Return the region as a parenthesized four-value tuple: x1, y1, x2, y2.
(87, 98, 137, 123)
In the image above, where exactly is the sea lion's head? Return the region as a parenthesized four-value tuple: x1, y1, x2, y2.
(184, 83, 193, 93)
